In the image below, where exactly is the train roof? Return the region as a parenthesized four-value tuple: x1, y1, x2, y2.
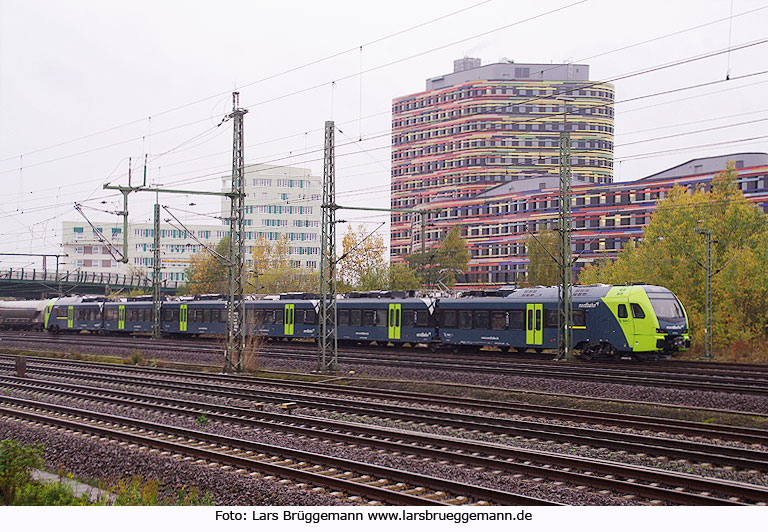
(440, 285, 674, 306)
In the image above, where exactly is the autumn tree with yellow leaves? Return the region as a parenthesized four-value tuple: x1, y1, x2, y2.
(338, 224, 387, 290)
(180, 237, 230, 295)
(579, 162, 768, 355)
(250, 235, 318, 294)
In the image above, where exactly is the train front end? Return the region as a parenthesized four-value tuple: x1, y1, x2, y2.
(602, 285, 690, 359)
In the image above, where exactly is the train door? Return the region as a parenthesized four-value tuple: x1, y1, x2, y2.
(388, 303, 401, 341)
(118, 305, 125, 330)
(284, 304, 295, 336)
(525, 303, 542, 346)
(44, 305, 53, 329)
(179, 304, 188, 332)
(617, 303, 633, 340)
(67, 306, 74, 329)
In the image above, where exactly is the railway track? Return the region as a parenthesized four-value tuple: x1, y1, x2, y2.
(3, 357, 768, 472)
(3, 355, 768, 444)
(0, 395, 554, 506)
(2, 332, 768, 396)
(2, 380, 766, 505)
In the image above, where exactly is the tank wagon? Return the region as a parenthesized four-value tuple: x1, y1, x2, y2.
(0, 299, 54, 330)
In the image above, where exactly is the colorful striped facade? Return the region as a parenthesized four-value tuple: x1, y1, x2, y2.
(416, 154, 768, 287)
(390, 60, 615, 259)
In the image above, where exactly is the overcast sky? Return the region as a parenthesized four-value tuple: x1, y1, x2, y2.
(1, 0, 767, 268)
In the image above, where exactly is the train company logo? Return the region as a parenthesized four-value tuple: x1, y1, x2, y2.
(578, 302, 600, 308)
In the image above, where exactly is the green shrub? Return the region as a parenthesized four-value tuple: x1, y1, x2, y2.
(0, 439, 44, 504)
(14, 479, 91, 505)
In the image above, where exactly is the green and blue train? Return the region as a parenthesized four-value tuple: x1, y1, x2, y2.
(19, 284, 690, 360)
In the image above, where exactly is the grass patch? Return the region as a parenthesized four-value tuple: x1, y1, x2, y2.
(0, 439, 213, 505)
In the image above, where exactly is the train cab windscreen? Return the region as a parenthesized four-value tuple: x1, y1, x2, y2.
(648, 296, 685, 320)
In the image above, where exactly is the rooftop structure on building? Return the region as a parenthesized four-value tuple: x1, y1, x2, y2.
(391, 57, 614, 260)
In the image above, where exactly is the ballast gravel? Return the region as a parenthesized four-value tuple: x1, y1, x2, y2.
(0, 416, 350, 506)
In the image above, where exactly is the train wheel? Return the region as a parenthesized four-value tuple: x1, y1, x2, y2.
(515, 347, 527, 354)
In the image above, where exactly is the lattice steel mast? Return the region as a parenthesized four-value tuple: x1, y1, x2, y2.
(224, 92, 248, 373)
(152, 199, 162, 338)
(556, 108, 574, 361)
(318, 120, 338, 373)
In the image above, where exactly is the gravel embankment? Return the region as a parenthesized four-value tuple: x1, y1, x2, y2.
(0, 388, 631, 505)
(4, 337, 767, 413)
(0, 416, 351, 506)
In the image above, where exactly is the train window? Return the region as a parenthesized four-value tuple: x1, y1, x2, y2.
(573, 309, 586, 326)
(213, 310, 222, 323)
(459, 311, 473, 329)
(527, 310, 533, 330)
(648, 296, 684, 319)
(127, 310, 136, 322)
(362, 310, 375, 326)
(171, 309, 179, 321)
(275, 309, 283, 324)
(338, 309, 349, 326)
(376, 309, 387, 327)
(473, 311, 489, 330)
(203, 309, 212, 323)
(77, 309, 85, 320)
(441, 310, 457, 328)
(350, 309, 362, 326)
(415, 310, 429, 327)
(508, 310, 524, 330)
(618, 304, 628, 318)
(163, 309, 173, 321)
(294, 310, 304, 325)
(491, 311, 506, 330)
(306, 310, 318, 325)
(545, 310, 558, 328)
(630, 303, 645, 319)
(402, 310, 415, 327)
(535, 309, 542, 331)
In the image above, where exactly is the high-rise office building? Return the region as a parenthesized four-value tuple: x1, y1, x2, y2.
(390, 58, 614, 259)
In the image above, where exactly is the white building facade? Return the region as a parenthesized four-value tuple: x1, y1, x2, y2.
(60, 164, 322, 282)
(223, 163, 322, 270)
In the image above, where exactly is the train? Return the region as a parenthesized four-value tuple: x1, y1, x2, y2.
(0, 284, 690, 360)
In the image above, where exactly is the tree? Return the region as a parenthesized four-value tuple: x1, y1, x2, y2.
(181, 237, 230, 294)
(408, 225, 470, 288)
(579, 162, 768, 349)
(389, 263, 421, 291)
(524, 229, 560, 286)
(250, 236, 318, 294)
(338, 224, 387, 290)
